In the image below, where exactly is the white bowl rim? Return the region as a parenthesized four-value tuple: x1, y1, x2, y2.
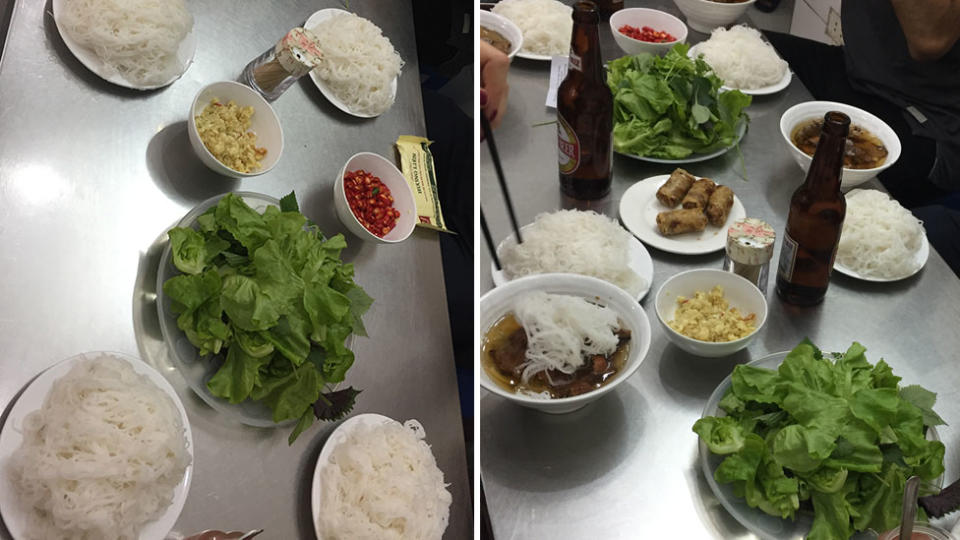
(336, 151, 416, 244)
(609, 7, 689, 45)
(478, 10, 524, 58)
(681, 0, 757, 6)
(655, 268, 768, 347)
(779, 100, 902, 174)
(478, 273, 651, 405)
(190, 80, 284, 178)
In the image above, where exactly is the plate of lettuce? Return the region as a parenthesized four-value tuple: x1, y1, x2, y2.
(608, 44, 752, 163)
(157, 192, 373, 444)
(694, 340, 946, 540)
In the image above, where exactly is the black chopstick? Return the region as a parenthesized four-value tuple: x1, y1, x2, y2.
(480, 208, 502, 270)
(481, 111, 523, 245)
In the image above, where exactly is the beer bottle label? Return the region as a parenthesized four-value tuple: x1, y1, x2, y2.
(569, 51, 582, 72)
(557, 112, 580, 174)
(777, 231, 798, 281)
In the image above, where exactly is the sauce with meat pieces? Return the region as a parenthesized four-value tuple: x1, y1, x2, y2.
(791, 118, 889, 169)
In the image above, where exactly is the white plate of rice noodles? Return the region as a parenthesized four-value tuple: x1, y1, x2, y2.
(304, 9, 403, 118)
(833, 189, 929, 282)
(0, 351, 193, 540)
(52, 0, 196, 90)
(491, 0, 572, 61)
(491, 209, 654, 301)
(311, 413, 452, 540)
(688, 25, 791, 96)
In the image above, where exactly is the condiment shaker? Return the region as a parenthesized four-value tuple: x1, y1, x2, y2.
(240, 28, 323, 101)
(724, 218, 776, 293)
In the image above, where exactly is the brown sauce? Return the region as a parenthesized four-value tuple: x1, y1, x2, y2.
(791, 118, 888, 169)
(481, 26, 512, 55)
(481, 313, 631, 399)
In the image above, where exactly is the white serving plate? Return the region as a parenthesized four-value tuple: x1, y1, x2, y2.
(619, 174, 746, 255)
(310, 414, 426, 539)
(515, 50, 555, 61)
(688, 43, 792, 96)
(51, 0, 196, 90)
(304, 8, 399, 118)
(0, 352, 194, 540)
(834, 234, 930, 282)
(615, 120, 747, 164)
(490, 224, 655, 301)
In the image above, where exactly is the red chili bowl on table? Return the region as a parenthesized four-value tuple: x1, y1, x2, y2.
(610, 8, 688, 56)
(334, 152, 416, 243)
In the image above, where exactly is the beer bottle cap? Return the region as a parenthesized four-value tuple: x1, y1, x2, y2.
(727, 218, 776, 266)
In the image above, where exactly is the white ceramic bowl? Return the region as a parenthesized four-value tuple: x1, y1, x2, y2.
(610, 8, 688, 56)
(655, 269, 767, 358)
(188, 81, 284, 178)
(479, 274, 652, 414)
(479, 10, 524, 59)
(334, 152, 416, 243)
(671, 0, 756, 34)
(779, 101, 902, 190)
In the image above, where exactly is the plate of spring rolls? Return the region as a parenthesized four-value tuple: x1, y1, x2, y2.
(619, 168, 746, 255)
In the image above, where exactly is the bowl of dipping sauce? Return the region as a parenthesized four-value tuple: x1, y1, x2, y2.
(780, 101, 901, 190)
(655, 268, 767, 358)
(610, 8, 687, 56)
(334, 152, 416, 243)
(188, 81, 283, 178)
(479, 10, 523, 58)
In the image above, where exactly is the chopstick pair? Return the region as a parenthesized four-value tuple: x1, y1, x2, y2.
(481, 111, 523, 271)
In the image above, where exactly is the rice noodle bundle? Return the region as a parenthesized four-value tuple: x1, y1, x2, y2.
(9, 355, 190, 540)
(310, 13, 404, 116)
(694, 25, 787, 90)
(492, 0, 572, 56)
(58, 0, 193, 86)
(836, 189, 926, 279)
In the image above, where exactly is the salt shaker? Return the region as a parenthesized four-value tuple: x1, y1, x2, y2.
(240, 28, 323, 101)
(723, 218, 776, 293)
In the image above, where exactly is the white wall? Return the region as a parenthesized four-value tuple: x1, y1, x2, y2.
(790, 0, 844, 45)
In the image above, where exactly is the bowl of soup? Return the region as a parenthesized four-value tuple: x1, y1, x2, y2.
(479, 10, 523, 58)
(780, 101, 901, 190)
(479, 273, 651, 414)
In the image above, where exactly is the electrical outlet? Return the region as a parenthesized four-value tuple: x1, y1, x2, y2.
(826, 6, 843, 45)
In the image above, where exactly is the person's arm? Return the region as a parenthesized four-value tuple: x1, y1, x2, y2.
(890, 0, 960, 61)
(480, 41, 510, 129)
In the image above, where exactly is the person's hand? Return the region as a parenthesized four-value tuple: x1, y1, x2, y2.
(480, 41, 510, 130)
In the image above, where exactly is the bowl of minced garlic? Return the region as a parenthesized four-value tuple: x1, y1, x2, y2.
(188, 81, 283, 178)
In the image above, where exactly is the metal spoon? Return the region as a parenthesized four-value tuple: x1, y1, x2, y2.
(900, 475, 921, 540)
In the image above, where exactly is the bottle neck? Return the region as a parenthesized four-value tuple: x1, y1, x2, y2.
(803, 125, 847, 193)
(569, 20, 603, 81)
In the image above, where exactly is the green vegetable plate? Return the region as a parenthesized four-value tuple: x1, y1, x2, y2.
(698, 348, 944, 540)
(156, 192, 370, 442)
(615, 119, 746, 164)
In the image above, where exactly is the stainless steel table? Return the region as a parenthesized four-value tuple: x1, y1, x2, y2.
(0, 1, 470, 538)
(480, 2, 960, 538)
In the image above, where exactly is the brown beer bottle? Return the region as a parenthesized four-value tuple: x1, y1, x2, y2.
(557, 1, 613, 200)
(775, 111, 850, 305)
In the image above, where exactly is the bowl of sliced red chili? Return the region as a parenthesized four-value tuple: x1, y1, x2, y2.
(610, 8, 687, 56)
(334, 152, 416, 243)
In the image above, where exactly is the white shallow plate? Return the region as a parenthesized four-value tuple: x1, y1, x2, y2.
(51, 0, 196, 90)
(304, 8, 399, 118)
(515, 50, 555, 61)
(0, 351, 194, 540)
(833, 235, 930, 282)
(310, 414, 426, 539)
(490, 225, 655, 301)
(688, 43, 792, 96)
(616, 120, 747, 164)
(619, 174, 746, 255)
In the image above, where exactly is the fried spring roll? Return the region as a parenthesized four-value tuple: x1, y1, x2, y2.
(656, 168, 696, 207)
(681, 178, 717, 209)
(706, 185, 735, 227)
(656, 208, 708, 236)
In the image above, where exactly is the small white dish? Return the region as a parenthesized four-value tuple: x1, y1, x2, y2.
(490, 226, 655, 301)
(610, 8, 688, 57)
(615, 119, 747, 164)
(0, 351, 194, 540)
(310, 414, 424, 539)
(672, 0, 757, 34)
(51, 0, 196, 90)
(304, 8, 399, 118)
(688, 43, 792, 95)
(655, 269, 767, 358)
(479, 11, 524, 59)
(480, 273, 652, 414)
(188, 81, 284, 178)
(334, 152, 416, 243)
(834, 234, 929, 282)
(779, 101, 902, 190)
(618, 174, 746, 255)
